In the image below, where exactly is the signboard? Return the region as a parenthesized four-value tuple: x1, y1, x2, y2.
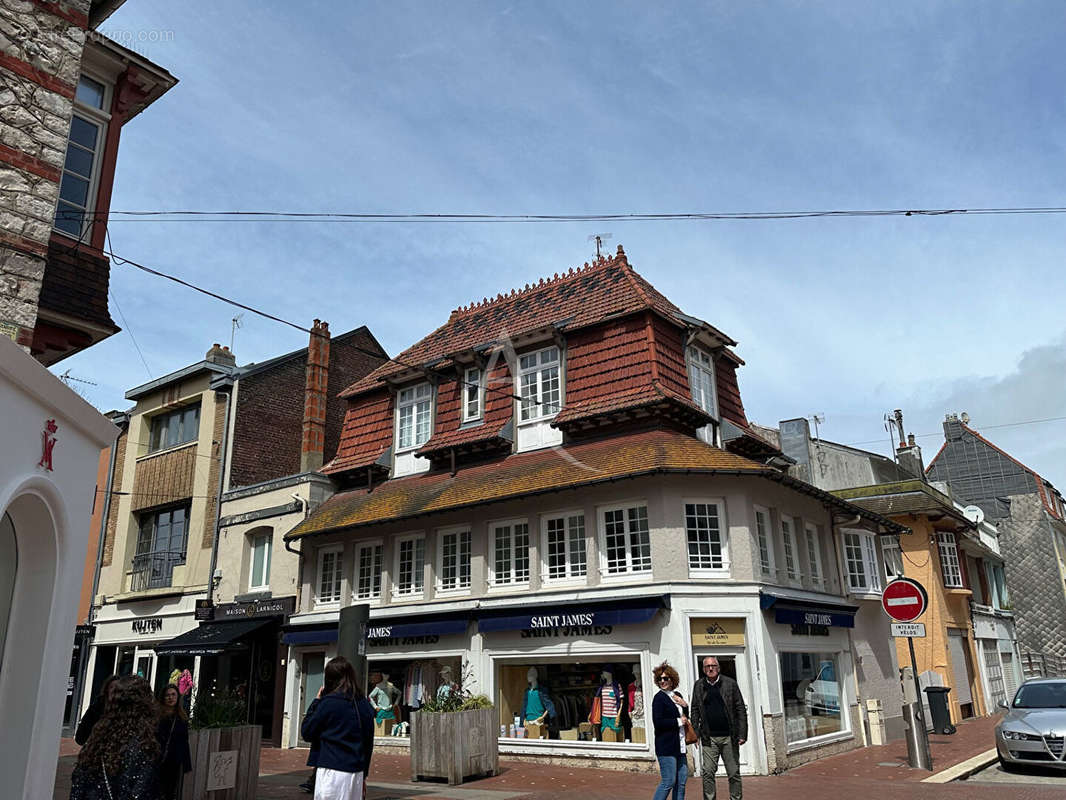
(214, 596, 295, 619)
(772, 607, 855, 629)
(690, 618, 746, 647)
(206, 750, 238, 791)
(891, 622, 926, 638)
(882, 578, 928, 623)
(195, 599, 215, 621)
(477, 600, 662, 634)
(132, 618, 163, 634)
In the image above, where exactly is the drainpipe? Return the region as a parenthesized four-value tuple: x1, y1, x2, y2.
(207, 376, 235, 604)
(89, 416, 125, 620)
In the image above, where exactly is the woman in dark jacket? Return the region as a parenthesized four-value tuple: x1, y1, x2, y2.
(651, 661, 688, 800)
(300, 657, 375, 800)
(156, 683, 192, 800)
(70, 675, 161, 800)
(74, 674, 119, 746)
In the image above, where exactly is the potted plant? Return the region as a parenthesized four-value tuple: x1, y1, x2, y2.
(410, 669, 498, 786)
(180, 686, 261, 799)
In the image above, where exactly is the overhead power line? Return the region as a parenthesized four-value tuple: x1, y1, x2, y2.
(845, 415, 1066, 447)
(104, 246, 524, 403)
(91, 205, 1066, 223)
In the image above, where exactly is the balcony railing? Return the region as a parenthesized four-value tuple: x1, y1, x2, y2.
(129, 549, 185, 592)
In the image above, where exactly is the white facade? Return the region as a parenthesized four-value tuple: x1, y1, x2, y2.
(0, 337, 118, 800)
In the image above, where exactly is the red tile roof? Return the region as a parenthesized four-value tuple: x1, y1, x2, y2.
(288, 428, 903, 539)
(340, 247, 732, 399)
(322, 389, 392, 475)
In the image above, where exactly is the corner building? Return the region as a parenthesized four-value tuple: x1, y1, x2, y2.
(284, 248, 904, 773)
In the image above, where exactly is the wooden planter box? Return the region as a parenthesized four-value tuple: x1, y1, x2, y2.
(410, 708, 498, 785)
(181, 725, 261, 800)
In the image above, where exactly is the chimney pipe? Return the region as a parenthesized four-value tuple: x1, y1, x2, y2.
(301, 320, 330, 473)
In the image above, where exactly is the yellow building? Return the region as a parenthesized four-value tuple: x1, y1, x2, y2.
(836, 480, 995, 725)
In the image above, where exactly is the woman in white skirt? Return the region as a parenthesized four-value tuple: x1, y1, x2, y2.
(301, 657, 375, 799)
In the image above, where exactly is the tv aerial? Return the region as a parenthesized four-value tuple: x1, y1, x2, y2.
(588, 233, 612, 258)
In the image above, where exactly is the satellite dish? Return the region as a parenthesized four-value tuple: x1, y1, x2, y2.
(962, 505, 985, 524)
(960, 412, 970, 425)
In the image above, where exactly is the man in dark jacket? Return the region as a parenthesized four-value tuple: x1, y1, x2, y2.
(690, 656, 746, 800)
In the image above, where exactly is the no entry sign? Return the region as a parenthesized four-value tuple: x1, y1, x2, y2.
(882, 577, 928, 623)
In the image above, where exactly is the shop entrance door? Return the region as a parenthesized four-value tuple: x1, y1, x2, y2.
(692, 652, 755, 776)
(298, 652, 325, 747)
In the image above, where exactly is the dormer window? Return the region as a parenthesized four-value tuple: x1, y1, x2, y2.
(462, 367, 483, 422)
(686, 346, 719, 445)
(518, 346, 561, 421)
(396, 383, 432, 451)
(54, 74, 111, 240)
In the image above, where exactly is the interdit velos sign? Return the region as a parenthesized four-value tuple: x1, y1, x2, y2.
(881, 577, 929, 623)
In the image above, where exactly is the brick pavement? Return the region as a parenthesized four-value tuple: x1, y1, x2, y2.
(54, 714, 1066, 800)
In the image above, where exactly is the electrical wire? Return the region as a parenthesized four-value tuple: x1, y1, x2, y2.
(83, 205, 1066, 223)
(104, 245, 527, 404)
(845, 415, 1066, 447)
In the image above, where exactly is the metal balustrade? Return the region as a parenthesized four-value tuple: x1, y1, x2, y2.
(129, 549, 185, 591)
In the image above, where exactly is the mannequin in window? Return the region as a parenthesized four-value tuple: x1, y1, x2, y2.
(590, 669, 623, 736)
(521, 666, 556, 733)
(436, 664, 459, 702)
(628, 664, 644, 735)
(369, 671, 399, 727)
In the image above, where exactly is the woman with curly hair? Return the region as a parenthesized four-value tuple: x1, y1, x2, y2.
(70, 675, 161, 800)
(651, 661, 689, 800)
(156, 683, 192, 800)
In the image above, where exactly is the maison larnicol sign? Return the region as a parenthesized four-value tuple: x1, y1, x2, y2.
(215, 597, 296, 619)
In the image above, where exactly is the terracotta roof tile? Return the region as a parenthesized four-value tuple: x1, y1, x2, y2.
(289, 429, 767, 538)
(322, 389, 392, 475)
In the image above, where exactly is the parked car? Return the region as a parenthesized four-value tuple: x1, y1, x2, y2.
(995, 678, 1066, 771)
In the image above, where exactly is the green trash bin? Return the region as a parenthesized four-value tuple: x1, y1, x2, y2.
(923, 686, 956, 735)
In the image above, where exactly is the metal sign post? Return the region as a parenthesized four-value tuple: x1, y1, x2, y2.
(884, 578, 932, 770)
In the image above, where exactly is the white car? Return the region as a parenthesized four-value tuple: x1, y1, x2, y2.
(995, 678, 1066, 771)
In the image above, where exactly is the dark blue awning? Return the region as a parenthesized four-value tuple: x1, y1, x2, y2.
(282, 627, 339, 646)
(477, 596, 668, 634)
(365, 619, 468, 640)
(760, 591, 858, 629)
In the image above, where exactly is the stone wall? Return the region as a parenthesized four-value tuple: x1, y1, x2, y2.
(0, 0, 89, 336)
(762, 705, 862, 772)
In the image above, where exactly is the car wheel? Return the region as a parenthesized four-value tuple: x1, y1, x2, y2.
(998, 756, 1019, 774)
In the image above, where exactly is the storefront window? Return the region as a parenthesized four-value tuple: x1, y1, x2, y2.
(780, 652, 845, 744)
(496, 660, 643, 744)
(365, 656, 462, 737)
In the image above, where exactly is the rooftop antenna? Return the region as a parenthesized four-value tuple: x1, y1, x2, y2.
(230, 313, 244, 351)
(809, 413, 825, 441)
(57, 369, 98, 387)
(588, 233, 612, 259)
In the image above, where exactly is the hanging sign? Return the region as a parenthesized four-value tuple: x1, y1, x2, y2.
(690, 618, 746, 647)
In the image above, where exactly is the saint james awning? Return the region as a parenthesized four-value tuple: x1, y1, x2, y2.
(281, 624, 339, 646)
(365, 619, 468, 639)
(153, 617, 273, 656)
(477, 595, 669, 633)
(759, 591, 859, 629)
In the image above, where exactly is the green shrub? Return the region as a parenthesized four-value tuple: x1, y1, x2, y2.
(190, 688, 247, 729)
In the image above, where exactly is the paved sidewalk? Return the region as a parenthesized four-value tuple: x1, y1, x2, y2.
(54, 714, 1065, 800)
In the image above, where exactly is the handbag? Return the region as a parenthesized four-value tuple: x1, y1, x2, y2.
(683, 716, 699, 746)
(101, 758, 137, 800)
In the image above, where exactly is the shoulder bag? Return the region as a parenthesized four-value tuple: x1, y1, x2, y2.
(683, 715, 699, 746)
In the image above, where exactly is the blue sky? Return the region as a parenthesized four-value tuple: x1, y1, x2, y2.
(62, 1, 1066, 488)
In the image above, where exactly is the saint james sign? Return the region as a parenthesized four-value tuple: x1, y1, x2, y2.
(882, 577, 928, 623)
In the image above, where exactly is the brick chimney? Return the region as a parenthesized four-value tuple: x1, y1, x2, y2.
(301, 320, 331, 473)
(205, 343, 236, 367)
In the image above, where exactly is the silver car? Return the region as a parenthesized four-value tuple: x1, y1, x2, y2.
(996, 678, 1066, 771)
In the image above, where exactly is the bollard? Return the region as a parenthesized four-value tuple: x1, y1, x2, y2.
(903, 702, 932, 770)
(866, 698, 886, 746)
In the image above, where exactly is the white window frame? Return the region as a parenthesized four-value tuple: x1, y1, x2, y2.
(54, 71, 112, 241)
(780, 516, 800, 582)
(436, 527, 472, 595)
(686, 345, 720, 446)
(937, 532, 964, 589)
(314, 545, 343, 608)
(881, 536, 904, 581)
(541, 510, 588, 584)
(517, 345, 563, 423)
(462, 367, 483, 423)
(684, 498, 729, 575)
(489, 519, 531, 588)
(804, 522, 823, 587)
(353, 540, 383, 601)
(842, 530, 882, 594)
(395, 382, 433, 453)
(392, 533, 426, 599)
(248, 529, 272, 591)
(599, 502, 652, 578)
(754, 505, 775, 578)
